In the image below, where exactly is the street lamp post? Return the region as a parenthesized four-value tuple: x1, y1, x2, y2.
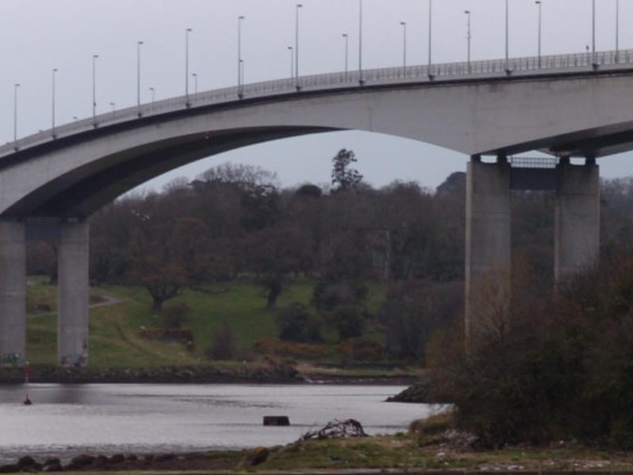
(505, 0, 510, 72)
(592, 0, 596, 65)
(536, 1, 542, 68)
(342, 33, 349, 75)
(149, 87, 155, 105)
(92, 54, 99, 124)
(465, 11, 471, 72)
(110, 102, 115, 112)
(192, 73, 198, 94)
(428, 0, 433, 70)
(295, 4, 303, 87)
(237, 16, 244, 96)
(137, 41, 143, 112)
(400, 21, 408, 70)
(616, 0, 620, 62)
(359, 0, 364, 84)
(240, 59, 245, 91)
(287, 46, 294, 80)
(185, 28, 192, 105)
(52, 69, 58, 137)
(13, 83, 20, 146)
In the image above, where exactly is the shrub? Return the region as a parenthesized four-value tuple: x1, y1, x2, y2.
(338, 338, 384, 363)
(276, 303, 323, 343)
(205, 322, 236, 361)
(161, 302, 190, 329)
(253, 337, 330, 359)
(332, 305, 365, 341)
(430, 256, 633, 448)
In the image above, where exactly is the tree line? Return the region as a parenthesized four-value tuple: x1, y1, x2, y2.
(25, 151, 633, 366)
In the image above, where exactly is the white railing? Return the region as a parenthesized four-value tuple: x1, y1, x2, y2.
(2, 48, 633, 159)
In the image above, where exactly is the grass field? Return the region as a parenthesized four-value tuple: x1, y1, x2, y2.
(24, 277, 388, 368)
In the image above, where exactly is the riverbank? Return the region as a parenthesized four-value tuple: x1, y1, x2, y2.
(0, 363, 421, 385)
(3, 430, 633, 474)
(0, 364, 301, 385)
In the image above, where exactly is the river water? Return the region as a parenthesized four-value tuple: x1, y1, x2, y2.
(0, 384, 438, 463)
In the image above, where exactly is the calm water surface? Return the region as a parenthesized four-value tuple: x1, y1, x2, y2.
(0, 384, 438, 462)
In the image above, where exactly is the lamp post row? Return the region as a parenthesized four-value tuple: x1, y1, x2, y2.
(10, 0, 625, 144)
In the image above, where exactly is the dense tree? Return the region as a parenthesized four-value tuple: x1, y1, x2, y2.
(380, 280, 463, 362)
(331, 149, 363, 191)
(277, 303, 323, 343)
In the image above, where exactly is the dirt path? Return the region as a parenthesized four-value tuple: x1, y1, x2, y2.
(29, 294, 124, 318)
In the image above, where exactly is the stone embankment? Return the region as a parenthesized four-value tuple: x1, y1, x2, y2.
(0, 451, 246, 473)
(0, 365, 300, 384)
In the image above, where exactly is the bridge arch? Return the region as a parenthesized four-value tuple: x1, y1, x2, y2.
(4, 68, 633, 218)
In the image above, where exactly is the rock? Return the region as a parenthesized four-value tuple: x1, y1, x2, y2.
(18, 456, 36, 468)
(263, 415, 290, 426)
(42, 461, 63, 472)
(109, 454, 125, 464)
(92, 455, 109, 468)
(65, 454, 95, 470)
(155, 453, 175, 462)
(241, 446, 270, 467)
(43, 458, 60, 467)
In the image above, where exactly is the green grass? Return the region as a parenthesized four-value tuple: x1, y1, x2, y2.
(24, 277, 388, 368)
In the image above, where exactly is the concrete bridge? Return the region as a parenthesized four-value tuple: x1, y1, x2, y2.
(3, 48, 633, 365)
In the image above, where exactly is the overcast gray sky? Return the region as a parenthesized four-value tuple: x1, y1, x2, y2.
(2, 0, 633, 192)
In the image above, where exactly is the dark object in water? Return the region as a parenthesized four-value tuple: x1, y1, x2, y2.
(263, 416, 290, 426)
(23, 397, 32, 406)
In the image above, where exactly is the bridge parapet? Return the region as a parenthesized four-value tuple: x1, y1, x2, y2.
(3, 48, 633, 159)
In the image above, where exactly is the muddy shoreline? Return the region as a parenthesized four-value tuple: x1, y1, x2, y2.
(0, 365, 419, 386)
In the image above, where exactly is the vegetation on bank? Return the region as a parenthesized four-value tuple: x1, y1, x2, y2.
(22, 276, 427, 383)
(21, 151, 633, 449)
(8, 412, 633, 473)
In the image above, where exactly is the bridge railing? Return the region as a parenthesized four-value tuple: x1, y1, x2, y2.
(3, 48, 633, 159)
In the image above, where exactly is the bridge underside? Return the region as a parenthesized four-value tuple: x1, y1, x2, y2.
(4, 126, 335, 219)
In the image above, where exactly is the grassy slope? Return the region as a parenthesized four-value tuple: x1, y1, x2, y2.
(24, 278, 386, 368)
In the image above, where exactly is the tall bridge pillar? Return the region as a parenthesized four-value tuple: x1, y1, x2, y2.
(555, 159, 600, 281)
(58, 219, 90, 367)
(465, 156, 512, 347)
(0, 220, 26, 365)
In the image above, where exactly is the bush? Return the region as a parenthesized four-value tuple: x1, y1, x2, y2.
(161, 302, 190, 329)
(338, 338, 384, 364)
(430, 256, 633, 448)
(332, 305, 365, 341)
(253, 337, 330, 359)
(276, 303, 323, 343)
(205, 322, 236, 361)
(380, 280, 463, 362)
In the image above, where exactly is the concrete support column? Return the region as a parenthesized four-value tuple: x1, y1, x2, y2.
(465, 156, 512, 347)
(58, 219, 90, 367)
(555, 159, 600, 282)
(0, 221, 26, 365)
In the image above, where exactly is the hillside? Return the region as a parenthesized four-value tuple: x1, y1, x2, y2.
(24, 277, 389, 370)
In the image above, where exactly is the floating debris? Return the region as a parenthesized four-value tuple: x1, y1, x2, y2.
(300, 419, 368, 440)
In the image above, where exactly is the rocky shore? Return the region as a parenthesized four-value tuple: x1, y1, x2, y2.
(385, 378, 434, 403)
(0, 365, 301, 385)
(0, 450, 247, 473)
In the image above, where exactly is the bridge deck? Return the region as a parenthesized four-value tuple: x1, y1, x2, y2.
(3, 48, 633, 159)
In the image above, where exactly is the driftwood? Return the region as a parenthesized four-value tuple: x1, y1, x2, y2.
(300, 419, 369, 441)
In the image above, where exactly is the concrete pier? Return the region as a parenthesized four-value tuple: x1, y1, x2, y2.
(555, 159, 600, 282)
(58, 219, 90, 367)
(0, 221, 26, 365)
(465, 157, 512, 346)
